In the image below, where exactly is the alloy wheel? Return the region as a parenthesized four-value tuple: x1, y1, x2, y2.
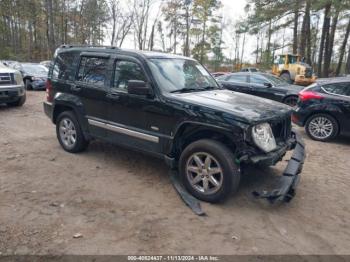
(59, 117, 77, 149)
(308, 116, 334, 140)
(186, 152, 223, 195)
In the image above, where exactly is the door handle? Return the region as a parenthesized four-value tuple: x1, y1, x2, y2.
(106, 92, 120, 100)
(71, 84, 82, 92)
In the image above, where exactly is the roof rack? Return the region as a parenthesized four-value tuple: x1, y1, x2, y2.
(59, 44, 119, 50)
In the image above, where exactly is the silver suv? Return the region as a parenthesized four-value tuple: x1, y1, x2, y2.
(0, 63, 26, 107)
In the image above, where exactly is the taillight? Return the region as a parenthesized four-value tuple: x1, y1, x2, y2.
(46, 79, 53, 102)
(298, 90, 323, 102)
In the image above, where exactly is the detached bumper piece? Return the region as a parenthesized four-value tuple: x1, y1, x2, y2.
(253, 132, 305, 203)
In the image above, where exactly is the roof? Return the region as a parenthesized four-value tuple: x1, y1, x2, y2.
(316, 77, 350, 84)
(56, 45, 194, 61)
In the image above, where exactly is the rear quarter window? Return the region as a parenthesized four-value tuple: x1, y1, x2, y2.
(322, 82, 350, 97)
(52, 52, 77, 81)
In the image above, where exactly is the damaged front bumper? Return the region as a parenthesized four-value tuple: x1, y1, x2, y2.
(251, 131, 305, 203)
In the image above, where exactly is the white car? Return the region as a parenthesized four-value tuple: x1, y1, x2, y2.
(0, 63, 26, 107)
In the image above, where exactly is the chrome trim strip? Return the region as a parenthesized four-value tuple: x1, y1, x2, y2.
(88, 119, 159, 143)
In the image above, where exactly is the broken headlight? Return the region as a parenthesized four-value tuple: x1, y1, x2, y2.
(252, 123, 277, 153)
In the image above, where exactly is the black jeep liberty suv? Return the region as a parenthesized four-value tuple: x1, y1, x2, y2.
(44, 45, 305, 203)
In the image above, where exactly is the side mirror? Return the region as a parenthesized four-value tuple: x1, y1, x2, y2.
(264, 82, 272, 88)
(127, 80, 151, 96)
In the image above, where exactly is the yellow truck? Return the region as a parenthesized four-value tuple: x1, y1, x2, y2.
(272, 54, 316, 86)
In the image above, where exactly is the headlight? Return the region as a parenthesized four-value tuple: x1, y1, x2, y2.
(252, 123, 277, 153)
(14, 72, 23, 85)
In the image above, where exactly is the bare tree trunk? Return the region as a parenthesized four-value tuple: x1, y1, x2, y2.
(323, 8, 339, 77)
(292, 0, 300, 54)
(300, 0, 310, 59)
(336, 17, 350, 75)
(317, 3, 331, 77)
(346, 44, 350, 74)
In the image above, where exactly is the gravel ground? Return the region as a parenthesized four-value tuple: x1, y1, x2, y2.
(0, 91, 349, 255)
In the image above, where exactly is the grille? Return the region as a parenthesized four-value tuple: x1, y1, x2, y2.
(0, 73, 14, 85)
(305, 68, 312, 78)
(270, 116, 292, 143)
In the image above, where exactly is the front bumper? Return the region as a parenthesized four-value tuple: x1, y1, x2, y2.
(32, 80, 46, 90)
(0, 85, 25, 103)
(294, 75, 316, 86)
(252, 131, 305, 203)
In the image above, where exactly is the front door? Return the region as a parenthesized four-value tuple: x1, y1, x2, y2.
(104, 57, 164, 154)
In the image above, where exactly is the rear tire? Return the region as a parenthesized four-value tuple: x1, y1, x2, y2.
(305, 113, 338, 142)
(7, 94, 26, 107)
(280, 72, 292, 84)
(283, 95, 298, 107)
(179, 139, 240, 203)
(56, 111, 89, 153)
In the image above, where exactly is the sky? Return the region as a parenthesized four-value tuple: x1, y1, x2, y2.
(106, 0, 256, 61)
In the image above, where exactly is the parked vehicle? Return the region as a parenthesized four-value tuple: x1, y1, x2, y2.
(218, 72, 304, 107)
(272, 54, 316, 86)
(211, 72, 229, 78)
(0, 63, 26, 106)
(40, 60, 53, 69)
(13, 63, 48, 90)
(44, 45, 305, 203)
(240, 67, 259, 73)
(292, 78, 350, 141)
(0, 60, 20, 68)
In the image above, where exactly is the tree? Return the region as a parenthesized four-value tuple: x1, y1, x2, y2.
(336, 16, 350, 75)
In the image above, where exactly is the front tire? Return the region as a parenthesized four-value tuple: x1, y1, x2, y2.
(7, 94, 26, 107)
(179, 139, 240, 203)
(305, 113, 339, 141)
(283, 95, 298, 107)
(56, 111, 89, 153)
(280, 72, 292, 84)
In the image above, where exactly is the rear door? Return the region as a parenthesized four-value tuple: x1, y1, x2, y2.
(74, 53, 112, 138)
(321, 82, 350, 134)
(220, 74, 251, 94)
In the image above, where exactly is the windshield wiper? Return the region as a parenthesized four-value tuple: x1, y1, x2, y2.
(170, 87, 206, 93)
(170, 85, 218, 93)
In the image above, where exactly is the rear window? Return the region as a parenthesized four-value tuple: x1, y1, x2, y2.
(227, 74, 248, 83)
(77, 57, 109, 87)
(52, 52, 76, 81)
(322, 82, 350, 96)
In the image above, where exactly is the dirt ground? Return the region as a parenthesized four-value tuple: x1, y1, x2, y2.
(0, 91, 349, 255)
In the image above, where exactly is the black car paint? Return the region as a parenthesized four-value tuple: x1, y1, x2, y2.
(43, 47, 304, 204)
(219, 72, 303, 104)
(293, 79, 350, 136)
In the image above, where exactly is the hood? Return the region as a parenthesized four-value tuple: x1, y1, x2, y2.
(0, 65, 19, 74)
(275, 83, 304, 93)
(171, 89, 292, 123)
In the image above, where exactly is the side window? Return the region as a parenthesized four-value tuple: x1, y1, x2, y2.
(77, 57, 109, 87)
(52, 53, 75, 80)
(250, 75, 267, 85)
(322, 83, 350, 96)
(113, 60, 146, 91)
(228, 74, 247, 83)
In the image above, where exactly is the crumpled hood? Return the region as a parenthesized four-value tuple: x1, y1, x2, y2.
(0, 65, 19, 74)
(172, 89, 292, 123)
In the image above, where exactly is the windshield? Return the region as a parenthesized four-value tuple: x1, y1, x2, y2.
(148, 58, 219, 93)
(263, 74, 287, 86)
(22, 64, 48, 75)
